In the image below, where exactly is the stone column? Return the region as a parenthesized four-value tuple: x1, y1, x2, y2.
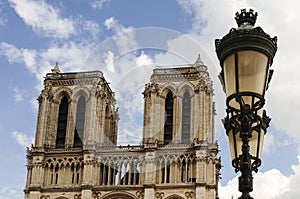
(28, 191, 40, 199)
(35, 95, 46, 147)
(144, 151, 156, 185)
(144, 186, 155, 199)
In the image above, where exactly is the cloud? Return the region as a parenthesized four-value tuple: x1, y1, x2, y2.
(104, 51, 115, 73)
(8, 0, 75, 39)
(0, 2, 7, 26)
(220, 155, 300, 199)
(0, 42, 38, 75)
(11, 131, 34, 148)
(0, 41, 94, 86)
(104, 17, 119, 31)
(79, 19, 101, 40)
(11, 86, 24, 102)
(0, 186, 21, 199)
(90, 0, 111, 10)
(104, 17, 137, 54)
(135, 51, 153, 67)
(105, 53, 154, 142)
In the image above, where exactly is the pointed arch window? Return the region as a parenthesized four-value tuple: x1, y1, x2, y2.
(182, 91, 191, 143)
(164, 92, 173, 144)
(56, 97, 68, 148)
(74, 96, 86, 147)
(104, 105, 110, 138)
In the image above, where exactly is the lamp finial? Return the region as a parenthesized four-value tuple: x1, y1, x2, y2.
(235, 9, 257, 27)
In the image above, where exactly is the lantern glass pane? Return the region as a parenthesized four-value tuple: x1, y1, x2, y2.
(249, 130, 259, 158)
(223, 54, 236, 98)
(228, 129, 243, 161)
(238, 51, 268, 96)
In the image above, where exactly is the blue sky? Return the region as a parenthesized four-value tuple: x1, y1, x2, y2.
(1, 0, 300, 199)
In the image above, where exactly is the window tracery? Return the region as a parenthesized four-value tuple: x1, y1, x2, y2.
(182, 91, 191, 143)
(74, 96, 86, 147)
(56, 97, 68, 148)
(164, 92, 173, 144)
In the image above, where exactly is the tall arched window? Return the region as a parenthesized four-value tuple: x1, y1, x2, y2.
(164, 92, 173, 144)
(56, 97, 68, 148)
(74, 96, 86, 147)
(182, 91, 191, 143)
(104, 105, 110, 138)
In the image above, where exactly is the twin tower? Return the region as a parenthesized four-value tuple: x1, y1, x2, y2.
(24, 55, 220, 199)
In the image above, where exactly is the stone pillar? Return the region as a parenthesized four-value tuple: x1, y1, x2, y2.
(29, 191, 40, 199)
(82, 189, 92, 199)
(82, 153, 95, 185)
(144, 186, 155, 199)
(195, 186, 205, 199)
(35, 95, 46, 147)
(86, 94, 96, 144)
(144, 151, 156, 185)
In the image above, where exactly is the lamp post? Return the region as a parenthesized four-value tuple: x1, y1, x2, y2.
(215, 9, 277, 199)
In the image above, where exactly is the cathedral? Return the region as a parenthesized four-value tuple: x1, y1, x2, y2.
(24, 55, 221, 199)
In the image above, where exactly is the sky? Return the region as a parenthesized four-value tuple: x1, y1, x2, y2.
(0, 0, 300, 198)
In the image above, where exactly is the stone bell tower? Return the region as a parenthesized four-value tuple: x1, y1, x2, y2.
(141, 55, 220, 199)
(24, 64, 119, 199)
(143, 55, 215, 145)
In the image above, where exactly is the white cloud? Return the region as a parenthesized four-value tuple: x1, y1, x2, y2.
(104, 17, 138, 54)
(220, 156, 300, 199)
(80, 19, 101, 40)
(0, 42, 25, 63)
(8, 0, 75, 38)
(135, 51, 153, 67)
(0, 186, 21, 199)
(11, 131, 34, 148)
(0, 42, 39, 75)
(0, 41, 94, 86)
(11, 86, 24, 102)
(0, 3, 7, 26)
(104, 51, 115, 73)
(104, 17, 118, 31)
(90, 0, 111, 10)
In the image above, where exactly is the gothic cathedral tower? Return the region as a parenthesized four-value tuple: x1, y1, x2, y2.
(25, 56, 220, 199)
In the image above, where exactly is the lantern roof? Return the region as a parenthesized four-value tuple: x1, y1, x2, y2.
(215, 9, 277, 65)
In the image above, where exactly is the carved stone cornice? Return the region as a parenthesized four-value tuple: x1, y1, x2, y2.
(150, 66, 209, 83)
(49, 78, 99, 87)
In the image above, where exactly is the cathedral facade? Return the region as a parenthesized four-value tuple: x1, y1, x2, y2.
(24, 55, 221, 199)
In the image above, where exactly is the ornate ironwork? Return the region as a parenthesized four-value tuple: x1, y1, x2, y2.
(224, 101, 271, 199)
(215, 9, 277, 199)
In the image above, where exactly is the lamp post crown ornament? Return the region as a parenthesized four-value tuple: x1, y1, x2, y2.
(215, 8, 277, 66)
(235, 9, 257, 27)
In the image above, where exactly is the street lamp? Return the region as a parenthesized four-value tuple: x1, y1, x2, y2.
(215, 9, 277, 199)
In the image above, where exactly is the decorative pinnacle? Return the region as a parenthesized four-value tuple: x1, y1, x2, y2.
(51, 62, 61, 74)
(195, 54, 204, 66)
(235, 9, 258, 27)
